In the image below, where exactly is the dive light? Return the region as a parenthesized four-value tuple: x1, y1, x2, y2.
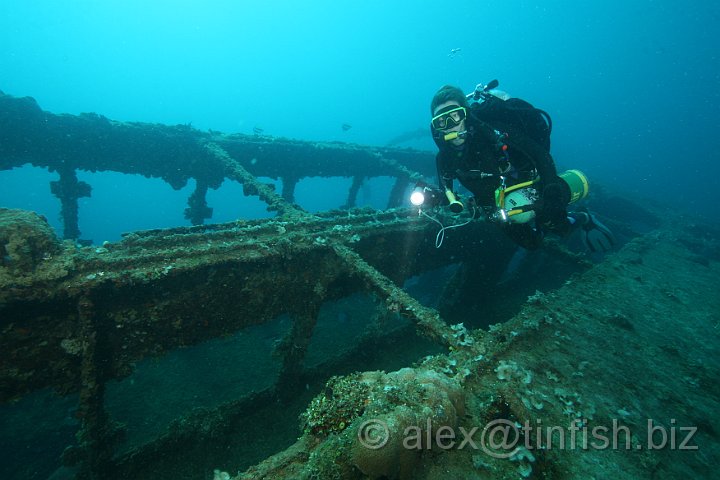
(410, 187, 427, 207)
(410, 183, 464, 213)
(410, 183, 439, 208)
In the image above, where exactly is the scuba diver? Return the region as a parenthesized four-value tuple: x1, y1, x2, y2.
(416, 81, 614, 252)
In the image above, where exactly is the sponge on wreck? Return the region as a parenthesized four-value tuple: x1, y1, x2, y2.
(303, 366, 465, 479)
(0, 208, 60, 275)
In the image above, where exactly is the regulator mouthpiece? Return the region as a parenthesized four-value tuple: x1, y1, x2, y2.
(443, 130, 467, 142)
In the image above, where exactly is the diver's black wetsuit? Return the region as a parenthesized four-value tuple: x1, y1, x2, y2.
(434, 103, 570, 250)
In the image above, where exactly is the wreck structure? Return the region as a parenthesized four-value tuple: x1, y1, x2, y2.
(1, 91, 718, 479)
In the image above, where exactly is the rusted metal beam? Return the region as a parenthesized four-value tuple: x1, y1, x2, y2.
(345, 175, 365, 209)
(0, 91, 435, 192)
(49, 165, 91, 240)
(1, 206, 499, 403)
(205, 142, 307, 218)
(331, 244, 462, 349)
(275, 298, 323, 398)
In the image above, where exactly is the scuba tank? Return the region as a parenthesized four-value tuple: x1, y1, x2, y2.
(469, 79, 553, 152)
(495, 169, 590, 223)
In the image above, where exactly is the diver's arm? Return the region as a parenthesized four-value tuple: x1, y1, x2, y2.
(506, 133, 567, 197)
(436, 153, 454, 195)
(505, 133, 570, 228)
(536, 154, 571, 230)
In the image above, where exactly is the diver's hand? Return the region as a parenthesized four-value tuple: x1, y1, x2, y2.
(536, 181, 571, 231)
(536, 185, 567, 227)
(542, 181, 570, 209)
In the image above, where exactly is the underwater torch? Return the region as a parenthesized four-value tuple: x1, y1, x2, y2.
(410, 183, 464, 213)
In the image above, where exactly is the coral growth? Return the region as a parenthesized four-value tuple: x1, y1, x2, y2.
(301, 374, 370, 436)
(0, 208, 60, 274)
(301, 366, 465, 479)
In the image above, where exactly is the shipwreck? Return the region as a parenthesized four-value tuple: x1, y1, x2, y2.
(1, 91, 718, 479)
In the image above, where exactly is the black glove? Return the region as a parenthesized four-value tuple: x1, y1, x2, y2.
(536, 180, 571, 232)
(571, 211, 616, 252)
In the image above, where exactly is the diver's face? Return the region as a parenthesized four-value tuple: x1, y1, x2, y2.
(432, 101, 466, 147)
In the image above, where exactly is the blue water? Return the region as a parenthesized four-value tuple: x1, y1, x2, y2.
(1, 0, 719, 242)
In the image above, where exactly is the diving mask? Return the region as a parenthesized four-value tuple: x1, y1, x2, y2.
(431, 106, 466, 130)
